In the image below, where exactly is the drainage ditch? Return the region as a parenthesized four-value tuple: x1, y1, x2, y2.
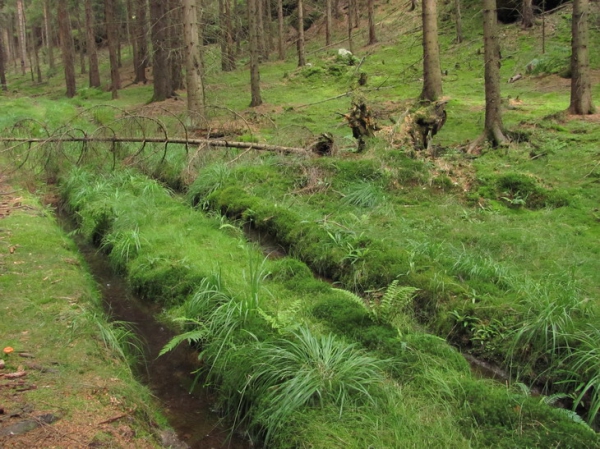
(58, 210, 250, 449)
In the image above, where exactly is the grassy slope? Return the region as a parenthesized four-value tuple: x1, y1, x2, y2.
(0, 186, 163, 447)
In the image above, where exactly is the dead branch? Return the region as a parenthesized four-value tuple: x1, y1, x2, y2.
(98, 413, 129, 425)
(0, 137, 306, 154)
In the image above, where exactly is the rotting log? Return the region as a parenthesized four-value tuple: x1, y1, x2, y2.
(0, 136, 306, 154)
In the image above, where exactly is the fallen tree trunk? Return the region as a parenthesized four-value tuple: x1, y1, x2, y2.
(0, 136, 306, 154)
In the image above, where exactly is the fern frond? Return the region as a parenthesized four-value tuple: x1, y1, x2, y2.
(332, 288, 368, 311)
(159, 329, 207, 356)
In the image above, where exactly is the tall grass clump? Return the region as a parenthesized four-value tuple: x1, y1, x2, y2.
(240, 326, 388, 444)
(187, 162, 236, 208)
(507, 275, 590, 374)
(558, 325, 600, 425)
(161, 254, 270, 372)
(341, 181, 385, 208)
(78, 310, 145, 374)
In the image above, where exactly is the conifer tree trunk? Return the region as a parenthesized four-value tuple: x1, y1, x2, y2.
(568, 0, 594, 115)
(477, 0, 508, 147)
(248, 0, 262, 106)
(126, 0, 139, 74)
(16, 0, 27, 75)
(76, 6, 86, 75)
(31, 27, 42, 83)
(454, 0, 463, 43)
(325, 0, 332, 46)
(219, 0, 236, 71)
(352, 0, 359, 27)
(421, 0, 443, 101)
(43, 0, 54, 70)
(347, 5, 353, 53)
(266, 0, 274, 54)
(277, 0, 285, 59)
(183, 0, 205, 124)
(0, 3, 7, 91)
(257, 0, 267, 60)
(521, 0, 534, 29)
(57, 0, 76, 97)
(219, 0, 228, 70)
(86, 0, 101, 88)
(167, 0, 184, 92)
(150, 0, 170, 101)
(297, 0, 306, 66)
(133, 0, 148, 83)
(224, 0, 236, 69)
(0, 39, 6, 91)
(8, 16, 16, 69)
(105, 0, 121, 99)
(367, 0, 376, 45)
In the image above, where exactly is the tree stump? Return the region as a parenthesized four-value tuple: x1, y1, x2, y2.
(406, 100, 447, 151)
(343, 98, 378, 152)
(309, 133, 336, 156)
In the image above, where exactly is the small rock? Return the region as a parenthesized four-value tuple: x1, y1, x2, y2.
(0, 413, 58, 437)
(160, 430, 189, 449)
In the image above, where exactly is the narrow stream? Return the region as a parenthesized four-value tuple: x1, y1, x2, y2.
(58, 212, 250, 449)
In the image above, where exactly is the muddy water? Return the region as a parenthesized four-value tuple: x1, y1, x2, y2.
(61, 217, 250, 449)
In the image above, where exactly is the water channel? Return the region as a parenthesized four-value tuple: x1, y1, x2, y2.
(59, 212, 250, 449)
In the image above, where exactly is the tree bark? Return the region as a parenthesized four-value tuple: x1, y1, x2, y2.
(277, 0, 285, 59)
(367, 0, 377, 45)
(257, 0, 268, 61)
(76, 5, 86, 75)
(347, 6, 353, 53)
(133, 0, 148, 83)
(248, 0, 263, 106)
(352, 0, 359, 28)
(85, 0, 101, 88)
(481, 0, 508, 146)
(183, 0, 206, 124)
(224, 0, 236, 69)
(150, 0, 170, 101)
(297, 0, 306, 66)
(168, 0, 184, 91)
(219, 0, 228, 70)
(0, 15, 7, 91)
(266, 0, 274, 54)
(57, 0, 76, 97)
(105, 0, 121, 99)
(126, 0, 139, 76)
(325, 0, 332, 46)
(219, 0, 236, 71)
(420, 0, 443, 101)
(521, 0, 534, 29)
(43, 0, 55, 71)
(454, 0, 463, 43)
(31, 27, 42, 83)
(16, 0, 27, 75)
(8, 14, 16, 70)
(568, 0, 594, 115)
